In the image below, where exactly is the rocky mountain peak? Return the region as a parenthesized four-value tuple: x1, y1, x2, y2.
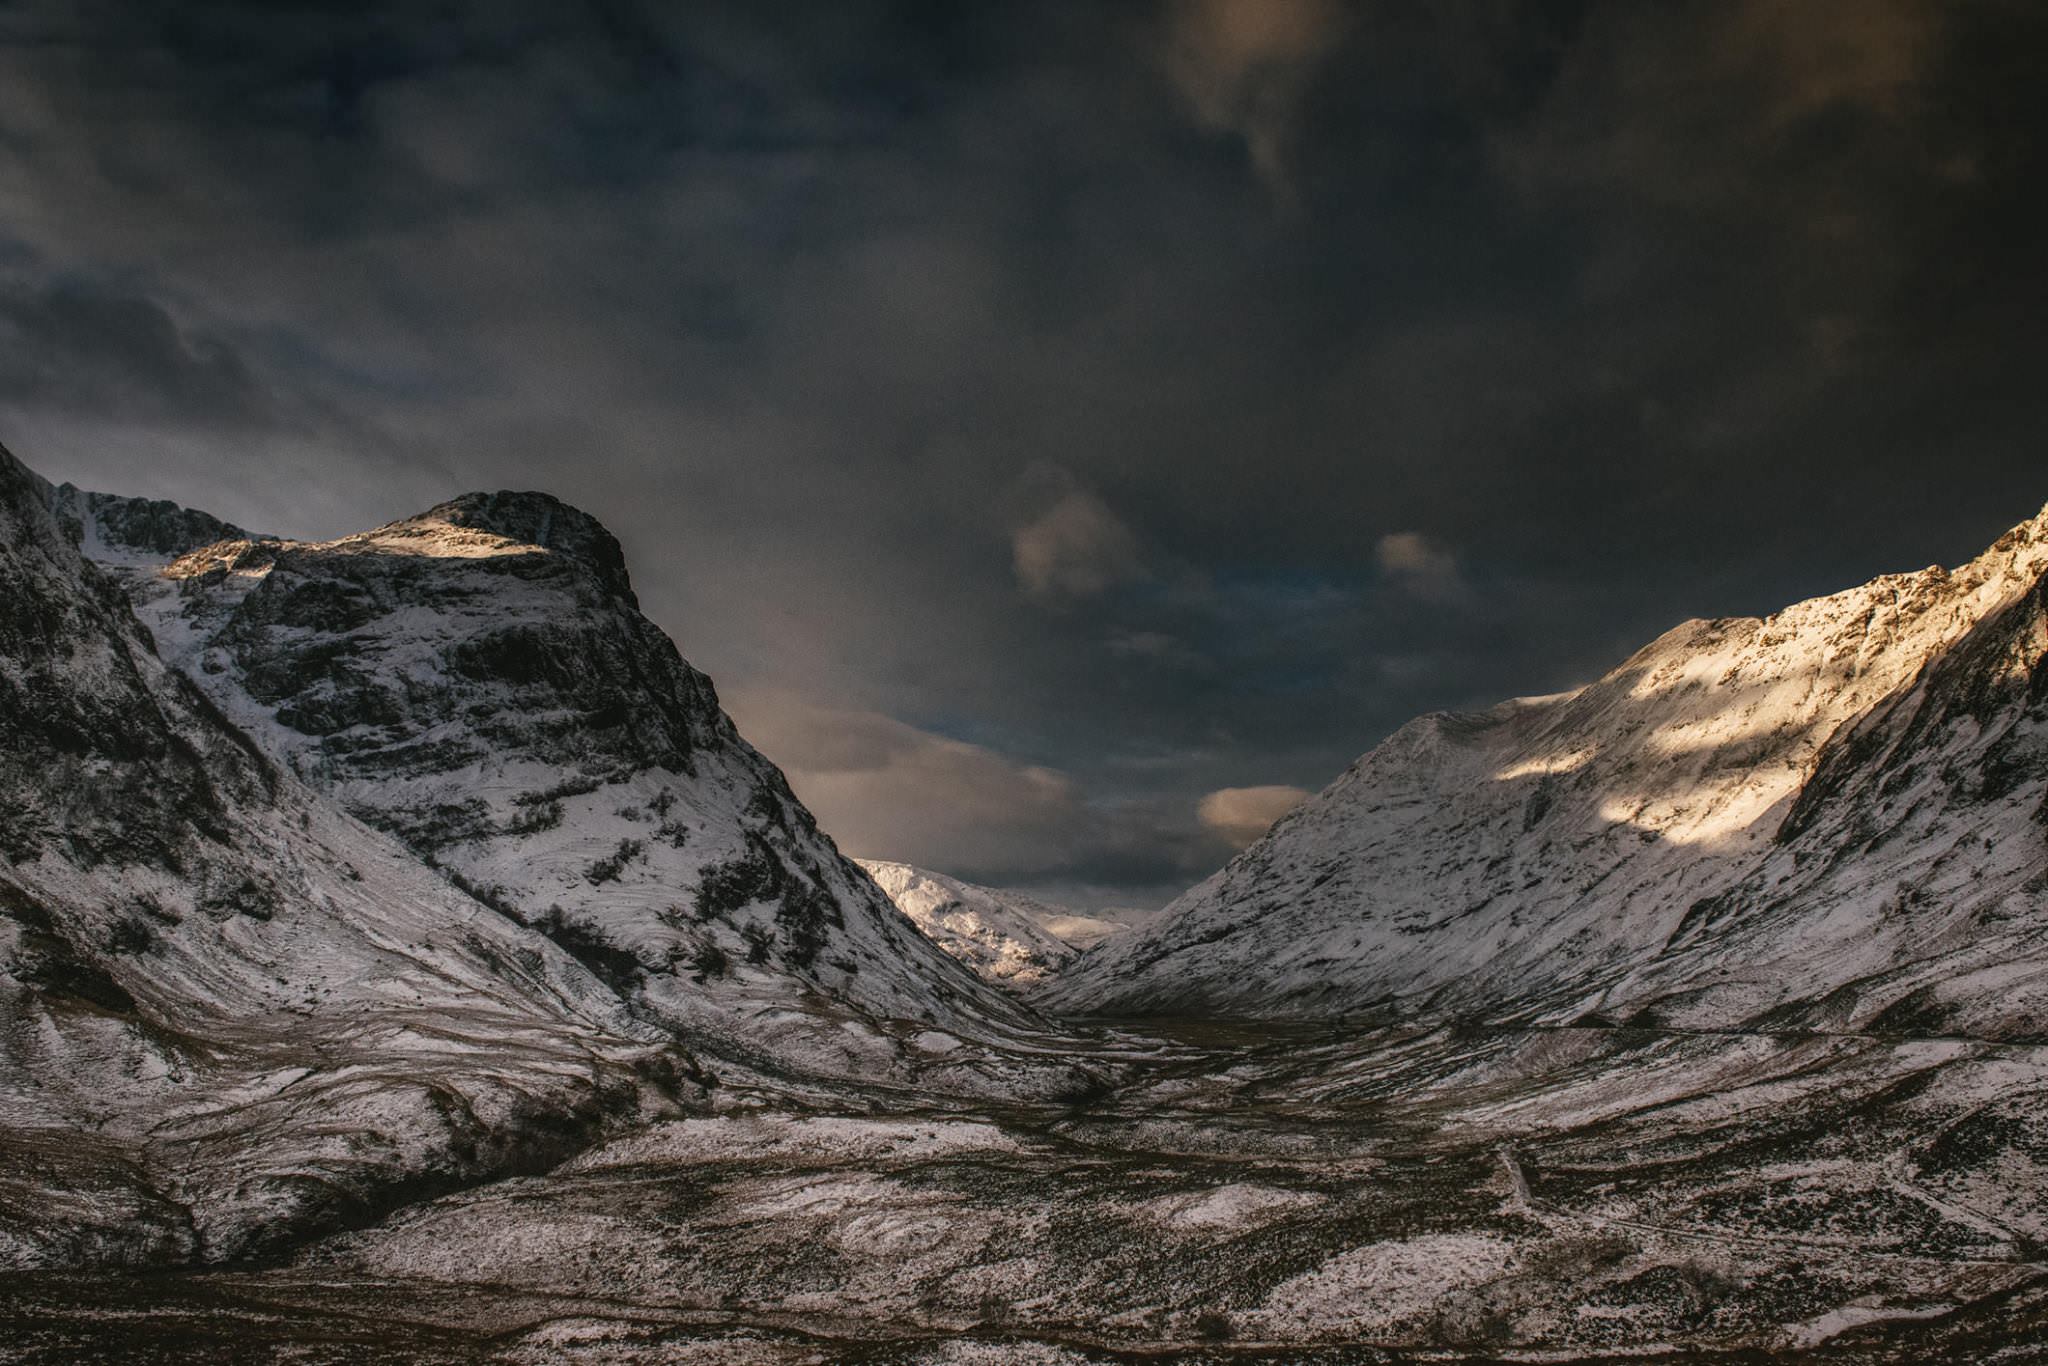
(87, 472, 1045, 1072)
(379, 490, 638, 606)
(5, 449, 264, 567)
(54, 484, 259, 561)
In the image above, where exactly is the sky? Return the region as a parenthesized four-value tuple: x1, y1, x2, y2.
(1, 1, 2044, 910)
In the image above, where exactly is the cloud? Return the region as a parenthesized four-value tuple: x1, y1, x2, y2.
(724, 691, 1225, 902)
(1375, 531, 1454, 576)
(1197, 784, 1310, 847)
(1496, 0, 1945, 215)
(1717, 1, 1935, 129)
(0, 0, 2039, 911)
(1375, 531, 1465, 602)
(0, 275, 269, 427)
(1105, 629, 1205, 671)
(1011, 471, 1146, 602)
(1160, 0, 1347, 196)
(725, 692, 1082, 869)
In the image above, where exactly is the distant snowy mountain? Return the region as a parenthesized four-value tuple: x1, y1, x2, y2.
(856, 861, 1084, 989)
(1045, 502, 2048, 1035)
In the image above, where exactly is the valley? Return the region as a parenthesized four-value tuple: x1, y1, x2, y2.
(7, 1012, 2048, 1362)
(4, 444, 2047, 1360)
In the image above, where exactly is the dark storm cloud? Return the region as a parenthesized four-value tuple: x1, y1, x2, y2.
(0, 1, 2042, 906)
(0, 275, 268, 424)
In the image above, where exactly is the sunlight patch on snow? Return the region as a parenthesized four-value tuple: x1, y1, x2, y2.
(1596, 788, 1784, 847)
(1494, 748, 1598, 781)
(353, 523, 546, 560)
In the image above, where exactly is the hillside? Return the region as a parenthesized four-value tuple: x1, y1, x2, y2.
(1044, 502, 2048, 1032)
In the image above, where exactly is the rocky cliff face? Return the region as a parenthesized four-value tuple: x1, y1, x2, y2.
(1045, 504, 2048, 1031)
(38, 477, 257, 567)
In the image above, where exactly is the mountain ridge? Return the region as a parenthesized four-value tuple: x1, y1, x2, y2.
(0, 441, 674, 1267)
(1043, 498, 2048, 1029)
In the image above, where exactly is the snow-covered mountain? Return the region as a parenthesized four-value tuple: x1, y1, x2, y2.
(0, 448, 1093, 1271)
(0, 446, 671, 1267)
(1045, 502, 2048, 1033)
(89, 487, 1057, 1072)
(856, 861, 1084, 990)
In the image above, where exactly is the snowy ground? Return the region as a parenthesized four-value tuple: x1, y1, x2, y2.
(5, 1017, 2047, 1363)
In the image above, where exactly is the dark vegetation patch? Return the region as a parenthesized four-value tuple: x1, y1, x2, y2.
(504, 800, 563, 836)
(1521, 776, 1558, 832)
(775, 881, 839, 970)
(1916, 1105, 2040, 1177)
(516, 776, 602, 806)
(440, 865, 518, 919)
(198, 873, 277, 922)
(105, 916, 157, 955)
(533, 906, 645, 992)
(5, 921, 136, 1014)
(1864, 985, 1960, 1036)
(1665, 891, 1742, 948)
(689, 942, 731, 982)
(375, 799, 494, 852)
(585, 837, 645, 885)
(693, 845, 784, 918)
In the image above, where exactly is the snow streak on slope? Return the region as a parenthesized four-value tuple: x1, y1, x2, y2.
(856, 861, 1082, 990)
(1046, 503, 2048, 1029)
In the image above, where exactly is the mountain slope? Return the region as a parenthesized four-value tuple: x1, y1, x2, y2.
(0, 446, 674, 1269)
(1045, 503, 2048, 1029)
(1620, 555, 2048, 1036)
(856, 861, 1082, 990)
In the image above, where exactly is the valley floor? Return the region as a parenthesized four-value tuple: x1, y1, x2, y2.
(7, 1018, 2048, 1364)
